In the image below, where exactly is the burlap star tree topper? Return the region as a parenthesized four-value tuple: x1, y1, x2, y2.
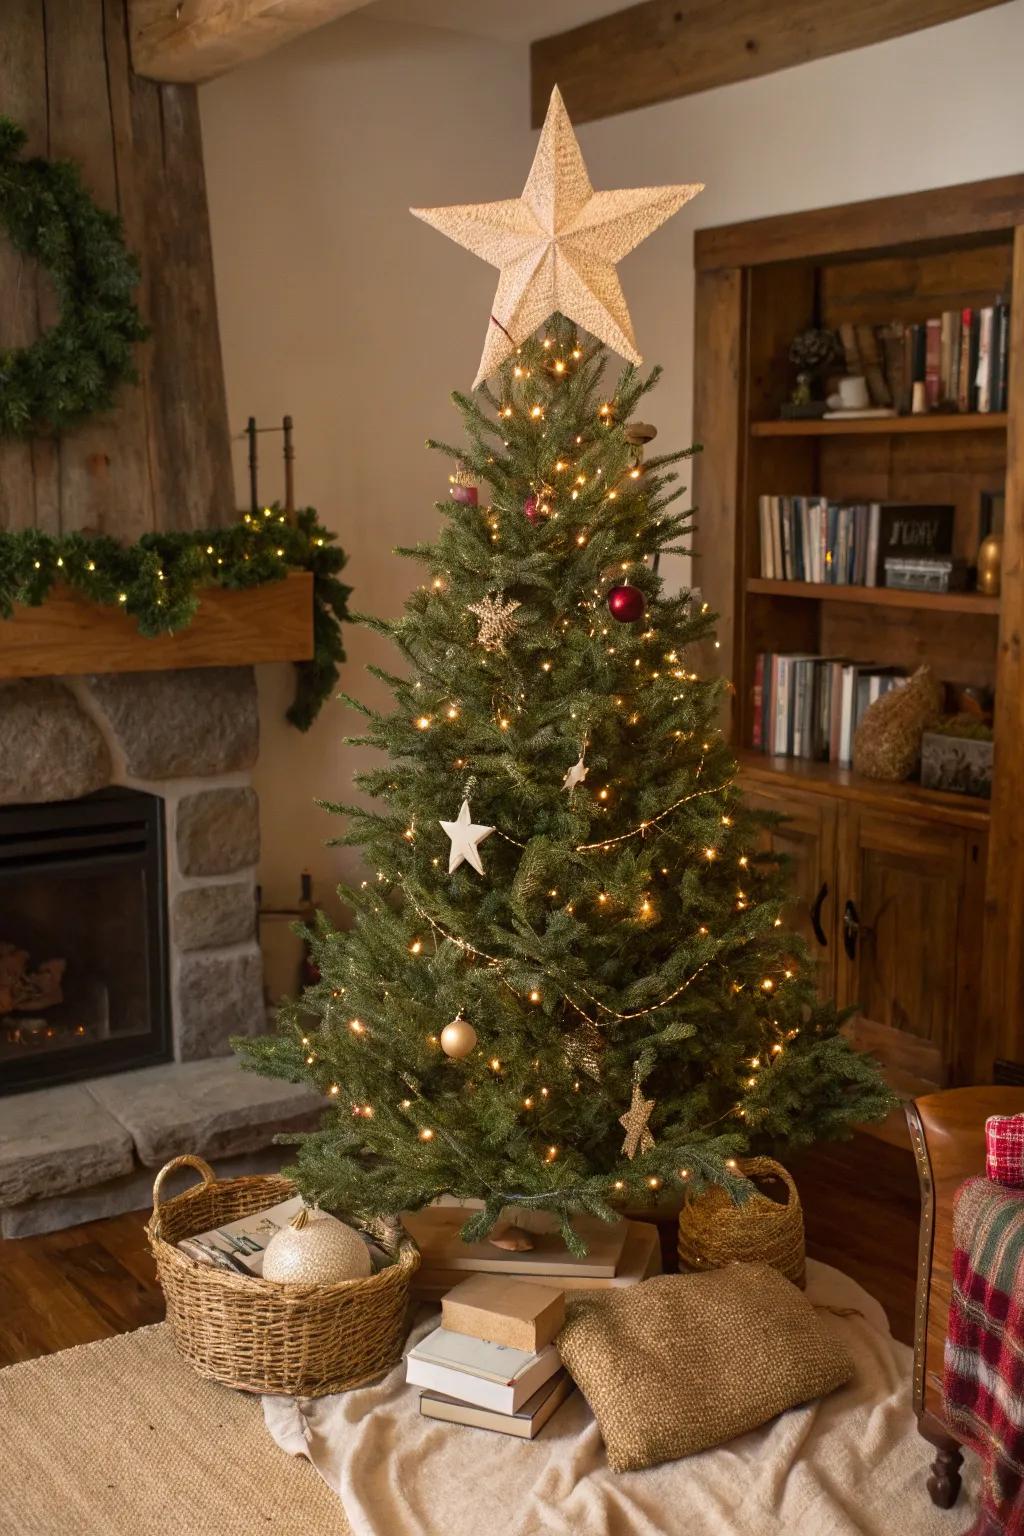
(411, 85, 703, 386)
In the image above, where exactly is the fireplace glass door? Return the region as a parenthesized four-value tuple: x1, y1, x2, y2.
(0, 789, 171, 1094)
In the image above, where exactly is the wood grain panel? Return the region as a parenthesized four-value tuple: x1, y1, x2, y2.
(742, 780, 837, 997)
(821, 242, 1013, 327)
(0, 0, 234, 538)
(819, 604, 997, 691)
(696, 174, 1024, 271)
(0, 573, 313, 679)
(691, 267, 743, 719)
(531, 0, 1012, 129)
(130, 0, 372, 84)
(0, 0, 54, 534)
(982, 226, 1024, 1082)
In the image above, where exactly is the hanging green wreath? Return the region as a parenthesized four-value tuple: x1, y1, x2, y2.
(0, 116, 147, 438)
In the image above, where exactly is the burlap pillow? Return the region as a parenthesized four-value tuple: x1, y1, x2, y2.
(557, 1262, 853, 1472)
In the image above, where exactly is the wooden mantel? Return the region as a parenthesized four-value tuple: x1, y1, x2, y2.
(0, 573, 313, 681)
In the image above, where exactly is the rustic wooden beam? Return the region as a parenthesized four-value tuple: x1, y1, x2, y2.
(531, 0, 1012, 128)
(130, 0, 373, 84)
(695, 173, 1024, 270)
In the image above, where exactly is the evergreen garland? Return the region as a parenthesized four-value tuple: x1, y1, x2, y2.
(0, 506, 350, 730)
(0, 116, 148, 437)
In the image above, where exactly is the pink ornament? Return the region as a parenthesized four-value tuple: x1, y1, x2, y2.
(450, 482, 478, 507)
(607, 583, 645, 623)
(523, 495, 540, 525)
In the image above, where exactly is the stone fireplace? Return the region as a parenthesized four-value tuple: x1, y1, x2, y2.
(0, 666, 321, 1236)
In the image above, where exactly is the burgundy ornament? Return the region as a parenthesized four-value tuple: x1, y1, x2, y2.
(523, 495, 540, 525)
(607, 583, 645, 623)
(449, 468, 478, 507)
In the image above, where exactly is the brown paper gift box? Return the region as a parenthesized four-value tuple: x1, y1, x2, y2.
(442, 1273, 566, 1353)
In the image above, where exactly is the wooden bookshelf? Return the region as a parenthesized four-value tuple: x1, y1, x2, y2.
(692, 173, 1024, 1099)
(745, 579, 1000, 616)
(751, 413, 1008, 437)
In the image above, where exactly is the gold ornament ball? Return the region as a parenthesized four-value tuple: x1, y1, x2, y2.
(262, 1207, 372, 1285)
(440, 1015, 478, 1059)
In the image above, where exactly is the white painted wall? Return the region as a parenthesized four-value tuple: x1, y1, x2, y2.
(200, 1, 1024, 915)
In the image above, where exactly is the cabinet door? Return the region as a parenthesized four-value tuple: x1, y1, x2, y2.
(836, 810, 985, 1093)
(740, 780, 838, 997)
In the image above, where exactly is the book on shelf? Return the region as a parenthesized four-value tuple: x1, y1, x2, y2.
(419, 1369, 575, 1439)
(755, 653, 907, 767)
(406, 1326, 562, 1414)
(815, 303, 1009, 419)
(758, 498, 954, 588)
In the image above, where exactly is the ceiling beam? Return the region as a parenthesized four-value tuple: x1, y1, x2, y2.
(531, 0, 1012, 127)
(130, 0, 374, 84)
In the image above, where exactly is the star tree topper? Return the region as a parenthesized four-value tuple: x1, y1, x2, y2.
(411, 86, 703, 387)
(440, 799, 495, 876)
(619, 1080, 656, 1160)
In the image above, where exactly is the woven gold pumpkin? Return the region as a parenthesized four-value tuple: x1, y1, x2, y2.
(677, 1157, 805, 1288)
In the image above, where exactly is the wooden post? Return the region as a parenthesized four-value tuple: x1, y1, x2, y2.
(283, 415, 295, 524)
(247, 417, 259, 516)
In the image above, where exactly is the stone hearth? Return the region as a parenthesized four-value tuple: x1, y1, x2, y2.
(0, 666, 321, 1236)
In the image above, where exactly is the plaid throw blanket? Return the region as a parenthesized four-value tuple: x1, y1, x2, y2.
(945, 1177, 1024, 1533)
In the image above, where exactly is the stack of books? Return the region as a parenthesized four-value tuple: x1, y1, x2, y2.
(402, 1206, 660, 1302)
(406, 1274, 574, 1439)
(752, 654, 907, 765)
(835, 307, 1009, 415)
(758, 499, 955, 589)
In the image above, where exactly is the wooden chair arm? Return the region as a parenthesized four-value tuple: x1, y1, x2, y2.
(907, 1086, 1024, 1420)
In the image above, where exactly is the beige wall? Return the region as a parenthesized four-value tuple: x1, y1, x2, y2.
(200, 1, 1024, 915)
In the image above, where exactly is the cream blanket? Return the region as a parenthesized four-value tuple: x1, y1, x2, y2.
(263, 1260, 976, 1536)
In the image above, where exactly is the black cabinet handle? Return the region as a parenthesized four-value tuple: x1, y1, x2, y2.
(809, 882, 829, 946)
(843, 899, 860, 960)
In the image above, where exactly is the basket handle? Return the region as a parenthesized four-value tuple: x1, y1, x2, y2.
(742, 1156, 799, 1209)
(150, 1154, 216, 1237)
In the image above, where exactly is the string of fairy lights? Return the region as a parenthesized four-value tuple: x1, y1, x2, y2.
(290, 329, 802, 1186)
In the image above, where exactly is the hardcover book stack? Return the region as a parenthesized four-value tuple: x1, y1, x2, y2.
(407, 1274, 575, 1439)
(835, 305, 1010, 414)
(402, 1207, 661, 1302)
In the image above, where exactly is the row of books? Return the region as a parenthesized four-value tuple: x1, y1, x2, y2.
(836, 306, 1009, 415)
(406, 1273, 574, 1439)
(752, 653, 908, 765)
(758, 498, 954, 588)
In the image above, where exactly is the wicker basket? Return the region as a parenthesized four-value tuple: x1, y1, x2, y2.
(677, 1156, 805, 1288)
(147, 1154, 420, 1396)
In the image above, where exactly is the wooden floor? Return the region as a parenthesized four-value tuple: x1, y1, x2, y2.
(0, 1132, 920, 1368)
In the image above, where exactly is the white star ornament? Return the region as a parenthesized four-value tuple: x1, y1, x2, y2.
(440, 799, 495, 877)
(410, 85, 703, 387)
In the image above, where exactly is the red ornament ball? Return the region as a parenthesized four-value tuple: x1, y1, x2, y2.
(607, 583, 645, 623)
(523, 495, 540, 525)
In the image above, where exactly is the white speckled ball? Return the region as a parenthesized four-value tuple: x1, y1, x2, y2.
(262, 1207, 372, 1285)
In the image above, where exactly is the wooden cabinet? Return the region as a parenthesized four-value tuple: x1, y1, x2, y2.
(741, 764, 988, 1100)
(837, 811, 987, 1094)
(743, 783, 837, 997)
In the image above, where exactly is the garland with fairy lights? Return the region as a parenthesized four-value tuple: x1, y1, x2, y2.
(0, 506, 350, 730)
(0, 117, 148, 438)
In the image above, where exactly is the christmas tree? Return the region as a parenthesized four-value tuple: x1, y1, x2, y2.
(238, 93, 892, 1253)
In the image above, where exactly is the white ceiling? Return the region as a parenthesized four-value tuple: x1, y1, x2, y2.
(366, 0, 625, 45)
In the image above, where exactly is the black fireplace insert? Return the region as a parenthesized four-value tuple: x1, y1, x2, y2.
(0, 787, 171, 1095)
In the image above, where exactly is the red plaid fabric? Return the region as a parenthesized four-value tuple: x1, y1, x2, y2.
(986, 1114, 1024, 1186)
